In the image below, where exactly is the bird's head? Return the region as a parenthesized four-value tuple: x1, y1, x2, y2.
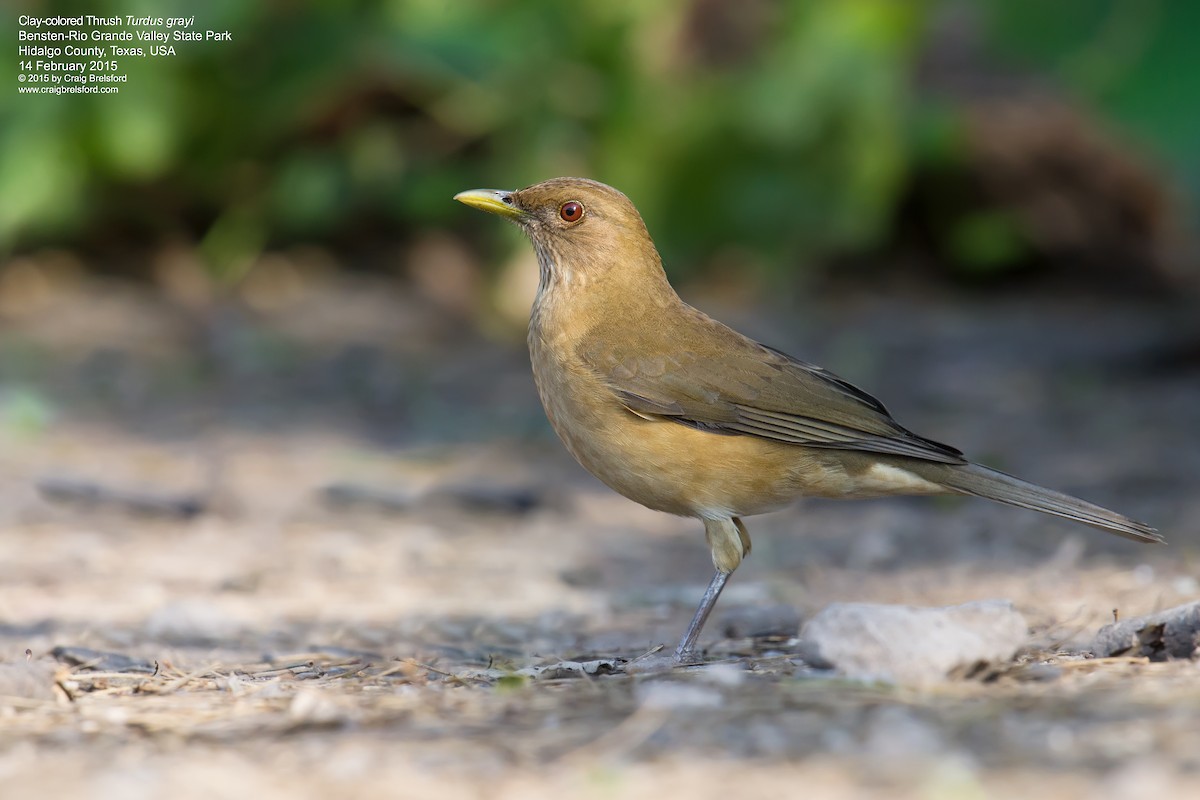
(454, 177, 667, 295)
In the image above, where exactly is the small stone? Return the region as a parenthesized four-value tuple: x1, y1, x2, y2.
(50, 647, 157, 674)
(797, 599, 1029, 684)
(0, 660, 61, 702)
(1091, 600, 1200, 660)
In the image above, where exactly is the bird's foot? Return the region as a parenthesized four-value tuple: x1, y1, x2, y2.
(621, 646, 708, 674)
(672, 646, 706, 666)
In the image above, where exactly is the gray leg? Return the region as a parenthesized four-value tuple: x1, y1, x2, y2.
(673, 569, 730, 662)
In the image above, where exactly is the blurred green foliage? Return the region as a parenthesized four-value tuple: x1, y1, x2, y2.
(2, 0, 1196, 281)
(0, 385, 54, 436)
(980, 0, 1200, 171)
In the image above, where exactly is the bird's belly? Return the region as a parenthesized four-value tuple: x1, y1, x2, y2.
(531, 357, 837, 517)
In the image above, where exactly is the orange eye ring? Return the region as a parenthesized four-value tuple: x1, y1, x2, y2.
(559, 201, 584, 222)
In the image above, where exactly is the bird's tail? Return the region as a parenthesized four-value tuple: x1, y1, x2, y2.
(929, 462, 1162, 543)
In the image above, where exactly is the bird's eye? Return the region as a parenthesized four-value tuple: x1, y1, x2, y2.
(559, 201, 584, 222)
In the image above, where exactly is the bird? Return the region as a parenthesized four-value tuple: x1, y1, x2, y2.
(454, 177, 1162, 664)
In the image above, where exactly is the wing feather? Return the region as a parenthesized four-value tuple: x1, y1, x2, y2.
(588, 312, 965, 465)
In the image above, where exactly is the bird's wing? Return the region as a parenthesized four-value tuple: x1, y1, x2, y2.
(581, 315, 966, 465)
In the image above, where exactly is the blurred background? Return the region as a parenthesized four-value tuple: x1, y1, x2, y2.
(2, 0, 1199, 447)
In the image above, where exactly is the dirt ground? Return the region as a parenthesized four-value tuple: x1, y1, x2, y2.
(1, 271, 1198, 799)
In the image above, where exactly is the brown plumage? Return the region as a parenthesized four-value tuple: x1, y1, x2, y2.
(455, 177, 1161, 662)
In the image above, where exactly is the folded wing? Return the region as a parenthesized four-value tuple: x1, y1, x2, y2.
(584, 313, 966, 465)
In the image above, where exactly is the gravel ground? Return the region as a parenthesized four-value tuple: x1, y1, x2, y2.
(1, 275, 1197, 798)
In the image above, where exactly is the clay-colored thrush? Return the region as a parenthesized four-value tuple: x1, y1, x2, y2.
(455, 177, 1161, 662)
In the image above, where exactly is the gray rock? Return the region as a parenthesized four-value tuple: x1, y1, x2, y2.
(51, 646, 157, 673)
(798, 599, 1029, 684)
(1091, 600, 1200, 660)
(0, 660, 61, 702)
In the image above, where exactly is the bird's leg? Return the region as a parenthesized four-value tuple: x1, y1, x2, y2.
(673, 568, 731, 662)
(673, 516, 750, 663)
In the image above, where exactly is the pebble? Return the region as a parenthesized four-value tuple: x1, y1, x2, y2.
(797, 599, 1029, 684)
(1091, 600, 1200, 660)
